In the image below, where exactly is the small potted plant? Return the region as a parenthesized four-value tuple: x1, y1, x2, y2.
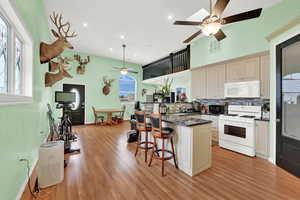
(161, 78, 173, 103)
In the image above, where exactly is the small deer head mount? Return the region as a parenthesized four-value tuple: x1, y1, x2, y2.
(40, 12, 77, 64)
(74, 54, 90, 75)
(102, 76, 115, 96)
(45, 56, 74, 87)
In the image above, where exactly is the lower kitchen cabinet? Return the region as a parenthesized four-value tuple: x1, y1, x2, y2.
(201, 115, 219, 143)
(255, 120, 269, 159)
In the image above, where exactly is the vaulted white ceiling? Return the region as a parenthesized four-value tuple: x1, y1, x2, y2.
(43, 0, 280, 65)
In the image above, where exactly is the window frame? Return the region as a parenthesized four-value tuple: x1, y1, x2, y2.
(119, 75, 137, 103)
(0, 0, 33, 106)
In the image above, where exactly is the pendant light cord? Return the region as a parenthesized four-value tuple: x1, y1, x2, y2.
(122, 44, 126, 68)
(210, 0, 212, 15)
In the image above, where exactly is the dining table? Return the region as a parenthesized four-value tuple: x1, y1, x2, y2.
(94, 109, 124, 125)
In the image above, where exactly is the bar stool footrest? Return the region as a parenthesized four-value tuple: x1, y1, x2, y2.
(153, 149, 175, 161)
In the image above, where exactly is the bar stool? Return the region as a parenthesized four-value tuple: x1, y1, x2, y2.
(134, 111, 154, 162)
(148, 113, 178, 176)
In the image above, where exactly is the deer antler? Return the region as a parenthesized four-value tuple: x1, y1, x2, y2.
(84, 56, 90, 64)
(74, 54, 90, 65)
(50, 12, 76, 38)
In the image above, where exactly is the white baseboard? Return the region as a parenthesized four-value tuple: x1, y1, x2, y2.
(15, 156, 38, 200)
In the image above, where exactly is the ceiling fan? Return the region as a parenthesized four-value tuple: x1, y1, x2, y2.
(174, 0, 263, 43)
(112, 44, 138, 75)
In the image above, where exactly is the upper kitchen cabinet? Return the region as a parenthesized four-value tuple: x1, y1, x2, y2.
(206, 64, 226, 99)
(191, 67, 206, 99)
(143, 46, 190, 80)
(260, 55, 270, 99)
(226, 57, 260, 82)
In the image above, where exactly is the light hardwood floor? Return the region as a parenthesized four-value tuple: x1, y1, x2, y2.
(24, 122, 300, 200)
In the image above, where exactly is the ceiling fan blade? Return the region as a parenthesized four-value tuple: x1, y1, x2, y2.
(183, 30, 202, 43)
(214, 29, 226, 41)
(212, 0, 230, 17)
(174, 21, 202, 26)
(223, 8, 263, 25)
(128, 70, 138, 74)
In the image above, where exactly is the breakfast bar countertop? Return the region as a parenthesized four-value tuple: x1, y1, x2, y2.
(161, 113, 212, 127)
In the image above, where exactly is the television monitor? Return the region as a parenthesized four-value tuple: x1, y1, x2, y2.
(55, 91, 76, 104)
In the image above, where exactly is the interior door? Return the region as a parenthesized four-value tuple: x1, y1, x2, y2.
(63, 84, 85, 125)
(276, 33, 300, 178)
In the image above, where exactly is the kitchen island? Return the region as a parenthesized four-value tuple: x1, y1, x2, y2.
(155, 113, 213, 176)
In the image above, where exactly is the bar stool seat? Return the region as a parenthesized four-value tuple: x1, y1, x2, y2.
(148, 113, 178, 177)
(151, 127, 174, 138)
(134, 111, 155, 162)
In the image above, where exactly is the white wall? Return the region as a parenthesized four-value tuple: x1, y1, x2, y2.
(269, 23, 300, 164)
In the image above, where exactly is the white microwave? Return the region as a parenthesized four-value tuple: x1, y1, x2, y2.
(224, 81, 260, 98)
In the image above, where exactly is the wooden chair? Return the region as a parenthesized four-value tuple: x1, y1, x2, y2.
(134, 111, 155, 162)
(148, 113, 178, 176)
(112, 105, 126, 124)
(92, 106, 104, 125)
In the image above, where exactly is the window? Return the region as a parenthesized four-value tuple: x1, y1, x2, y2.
(0, 16, 8, 93)
(119, 76, 136, 102)
(0, 0, 33, 105)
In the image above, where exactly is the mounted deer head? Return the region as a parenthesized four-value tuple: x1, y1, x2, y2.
(45, 56, 74, 87)
(40, 12, 77, 64)
(74, 54, 90, 75)
(102, 76, 115, 95)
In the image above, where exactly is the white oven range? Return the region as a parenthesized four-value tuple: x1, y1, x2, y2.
(218, 105, 261, 157)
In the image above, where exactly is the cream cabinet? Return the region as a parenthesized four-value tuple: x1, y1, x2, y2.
(260, 55, 270, 99)
(201, 115, 219, 143)
(226, 57, 260, 82)
(191, 68, 207, 99)
(255, 120, 269, 159)
(206, 64, 226, 99)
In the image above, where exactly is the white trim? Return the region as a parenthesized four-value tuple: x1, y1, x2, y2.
(0, 93, 32, 105)
(15, 157, 38, 200)
(0, 0, 33, 105)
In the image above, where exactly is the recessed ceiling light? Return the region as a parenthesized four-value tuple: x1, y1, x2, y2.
(120, 35, 125, 40)
(83, 22, 88, 27)
(109, 48, 113, 52)
(167, 15, 174, 20)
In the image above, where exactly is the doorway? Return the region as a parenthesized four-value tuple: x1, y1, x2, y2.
(276, 33, 300, 178)
(63, 84, 85, 125)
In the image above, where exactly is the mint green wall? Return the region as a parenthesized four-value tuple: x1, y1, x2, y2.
(191, 0, 300, 68)
(51, 51, 149, 122)
(0, 0, 52, 199)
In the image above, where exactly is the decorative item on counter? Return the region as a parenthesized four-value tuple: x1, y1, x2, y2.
(176, 88, 187, 102)
(102, 76, 115, 95)
(159, 103, 167, 115)
(74, 54, 90, 75)
(262, 102, 270, 120)
(180, 92, 187, 102)
(142, 88, 147, 97)
(40, 12, 77, 64)
(45, 56, 74, 87)
(201, 105, 209, 114)
(153, 92, 163, 103)
(161, 78, 173, 103)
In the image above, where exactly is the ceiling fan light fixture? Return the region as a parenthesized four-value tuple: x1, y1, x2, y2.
(120, 68, 128, 75)
(202, 22, 221, 36)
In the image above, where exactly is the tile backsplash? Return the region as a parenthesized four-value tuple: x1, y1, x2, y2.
(195, 98, 270, 107)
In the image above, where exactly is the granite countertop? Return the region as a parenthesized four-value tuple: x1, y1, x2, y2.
(162, 113, 212, 127)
